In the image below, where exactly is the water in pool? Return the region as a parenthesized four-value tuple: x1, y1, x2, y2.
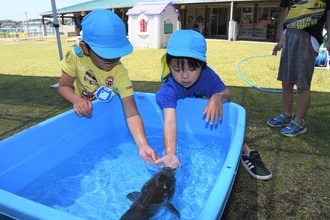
(18, 127, 228, 219)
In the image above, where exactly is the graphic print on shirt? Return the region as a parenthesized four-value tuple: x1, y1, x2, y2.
(285, 0, 326, 29)
(81, 69, 99, 101)
(106, 76, 114, 86)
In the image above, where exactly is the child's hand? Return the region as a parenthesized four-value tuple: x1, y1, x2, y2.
(203, 93, 223, 124)
(154, 154, 180, 168)
(73, 98, 93, 117)
(139, 145, 159, 163)
(272, 43, 282, 56)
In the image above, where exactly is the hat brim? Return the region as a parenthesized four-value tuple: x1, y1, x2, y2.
(160, 54, 171, 82)
(89, 39, 133, 59)
(166, 48, 206, 62)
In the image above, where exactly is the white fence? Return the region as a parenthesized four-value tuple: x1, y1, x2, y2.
(0, 26, 57, 39)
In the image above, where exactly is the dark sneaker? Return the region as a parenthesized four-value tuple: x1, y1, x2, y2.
(281, 119, 307, 137)
(267, 113, 293, 127)
(241, 151, 273, 180)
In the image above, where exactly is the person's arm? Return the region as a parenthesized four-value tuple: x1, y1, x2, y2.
(203, 88, 231, 124)
(122, 95, 158, 163)
(153, 107, 180, 168)
(273, 7, 288, 55)
(163, 108, 177, 156)
(58, 71, 92, 117)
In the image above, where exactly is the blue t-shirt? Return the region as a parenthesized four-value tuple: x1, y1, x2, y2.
(156, 66, 227, 108)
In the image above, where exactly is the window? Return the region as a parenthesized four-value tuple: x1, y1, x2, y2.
(137, 14, 149, 33)
(242, 7, 253, 24)
(164, 18, 173, 34)
(140, 19, 147, 32)
(258, 7, 282, 24)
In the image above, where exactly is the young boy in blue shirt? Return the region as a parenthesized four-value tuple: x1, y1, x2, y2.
(154, 30, 272, 180)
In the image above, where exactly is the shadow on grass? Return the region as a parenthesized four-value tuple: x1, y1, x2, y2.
(1, 74, 329, 219)
(0, 76, 161, 140)
(0, 74, 71, 140)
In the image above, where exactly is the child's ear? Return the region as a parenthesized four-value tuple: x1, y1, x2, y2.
(80, 42, 90, 55)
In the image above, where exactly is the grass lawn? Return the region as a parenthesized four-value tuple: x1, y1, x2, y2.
(0, 36, 329, 219)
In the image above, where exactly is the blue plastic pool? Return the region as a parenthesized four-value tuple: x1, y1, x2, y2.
(0, 92, 245, 219)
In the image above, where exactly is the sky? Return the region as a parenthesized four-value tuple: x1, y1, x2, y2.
(0, 0, 89, 21)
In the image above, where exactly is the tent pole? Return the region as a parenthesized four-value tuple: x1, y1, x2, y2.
(51, 0, 63, 61)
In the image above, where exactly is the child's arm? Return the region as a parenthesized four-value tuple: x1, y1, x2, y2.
(122, 95, 158, 163)
(163, 108, 177, 156)
(154, 108, 181, 168)
(203, 88, 231, 124)
(273, 7, 288, 56)
(58, 71, 93, 117)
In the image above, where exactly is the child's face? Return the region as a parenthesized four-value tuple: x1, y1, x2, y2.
(84, 44, 120, 71)
(169, 58, 202, 89)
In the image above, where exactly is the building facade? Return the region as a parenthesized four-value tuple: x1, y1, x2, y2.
(41, 0, 283, 42)
(179, 1, 283, 41)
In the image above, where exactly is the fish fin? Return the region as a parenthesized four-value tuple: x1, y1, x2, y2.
(164, 202, 180, 218)
(126, 192, 140, 202)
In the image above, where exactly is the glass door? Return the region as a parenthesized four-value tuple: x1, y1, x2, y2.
(210, 8, 228, 36)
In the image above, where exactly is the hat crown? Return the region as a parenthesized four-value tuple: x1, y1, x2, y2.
(166, 30, 206, 61)
(81, 9, 132, 59)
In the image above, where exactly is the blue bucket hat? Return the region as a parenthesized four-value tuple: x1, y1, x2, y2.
(161, 30, 207, 81)
(81, 9, 133, 59)
(167, 29, 206, 61)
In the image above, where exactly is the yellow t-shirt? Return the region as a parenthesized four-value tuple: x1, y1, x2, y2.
(60, 48, 134, 100)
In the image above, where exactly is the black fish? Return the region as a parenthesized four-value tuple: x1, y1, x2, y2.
(120, 167, 180, 219)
